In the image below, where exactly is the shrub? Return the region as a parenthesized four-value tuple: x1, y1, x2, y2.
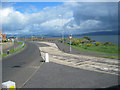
(58, 38, 62, 43)
(71, 40, 80, 45)
(95, 42, 102, 46)
(79, 44, 82, 47)
(75, 40, 80, 45)
(83, 36, 91, 40)
(103, 42, 116, 46)
(58, 39, 62, 41)
(87, 43, 92, 47)
(71, 40, 76, 45)
(103, 42, 110, 45)
(80, 40, 85, 44)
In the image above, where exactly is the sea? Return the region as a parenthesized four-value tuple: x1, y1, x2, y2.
(9, 34, 119, 46)
(73, 35, 119, 46)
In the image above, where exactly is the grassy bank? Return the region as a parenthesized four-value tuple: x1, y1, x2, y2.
(0, 42, 26, 58)
(71, 44, 119, 55)
(59, 37, 120, 59)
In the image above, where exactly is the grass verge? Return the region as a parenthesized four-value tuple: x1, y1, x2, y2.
(96, 55, 119, 59)
(70, 44, 119, 55)
(0, 42, 26, 58)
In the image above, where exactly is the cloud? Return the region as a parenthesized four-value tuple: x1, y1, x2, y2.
(1, 2, 118, 35)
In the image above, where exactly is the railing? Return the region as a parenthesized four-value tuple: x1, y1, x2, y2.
(14, 41, 25, 52)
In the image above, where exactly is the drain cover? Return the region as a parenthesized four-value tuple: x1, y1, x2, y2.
(12, 65, 21, 68)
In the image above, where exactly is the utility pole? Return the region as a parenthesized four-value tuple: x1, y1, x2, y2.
(69, 34, 72, 52)
(0, 32, 3, 55)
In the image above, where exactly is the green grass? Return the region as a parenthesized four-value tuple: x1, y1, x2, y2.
(17, 42, 23, 45)
(71, 44, 119, 55)
(96, 55, 119, 59)
(0, 42, 26, 58)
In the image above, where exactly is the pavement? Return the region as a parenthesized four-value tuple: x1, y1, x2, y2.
(22, 41, 119, 88)
(38, 42, 119, 75)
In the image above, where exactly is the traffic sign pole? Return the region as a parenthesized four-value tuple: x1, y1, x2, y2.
(69, 34, 72, 52)
(70, 39, 71, 52)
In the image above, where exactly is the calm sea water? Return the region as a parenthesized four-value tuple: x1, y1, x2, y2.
(73, 35, 119, 46)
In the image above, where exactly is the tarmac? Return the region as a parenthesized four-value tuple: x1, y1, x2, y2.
(22, 41, 119, 88)
(23, 62, 119, 88)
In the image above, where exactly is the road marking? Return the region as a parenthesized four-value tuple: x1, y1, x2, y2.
(20, 62, 43, 88)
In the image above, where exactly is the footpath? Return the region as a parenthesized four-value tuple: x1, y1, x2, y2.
(23, 41, 119, 88)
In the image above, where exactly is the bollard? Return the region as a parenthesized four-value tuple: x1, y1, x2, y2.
(45, 53, 49, 62)
(2, 81, 16, 90)
(7, 50, 10, 54)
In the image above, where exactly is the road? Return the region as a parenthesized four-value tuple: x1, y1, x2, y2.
(2, 41, 119, 88)
(2, 41, 43, 88)
(24, 62, 119, 88)
(23, 41, 119, 88)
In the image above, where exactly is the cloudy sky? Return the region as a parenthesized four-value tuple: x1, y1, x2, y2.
(0, 1, 118, 35)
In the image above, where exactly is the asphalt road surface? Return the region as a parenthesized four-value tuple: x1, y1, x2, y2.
(2, 41, 120, 88)
(2, 41, 43, 88)
(23, 62, 119, 88)
(23, 41, 119, 88)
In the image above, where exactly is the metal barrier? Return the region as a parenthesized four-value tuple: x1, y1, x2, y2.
(14, 42, 25, 52)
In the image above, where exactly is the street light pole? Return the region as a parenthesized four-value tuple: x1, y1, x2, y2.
(59, 14, 64, 44)
(0, 33, 3, 55)
(62, 15, 64, 44)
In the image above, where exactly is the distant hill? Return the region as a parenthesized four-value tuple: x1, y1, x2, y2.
(75, 30, 119, 36)
(6, 30, 119, 38)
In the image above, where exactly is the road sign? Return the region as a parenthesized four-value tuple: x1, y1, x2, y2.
(69, 35, 72, 39)
(69, 34, 72, 52)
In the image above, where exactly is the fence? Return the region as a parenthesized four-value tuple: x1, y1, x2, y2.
(14, 41, 25, 52)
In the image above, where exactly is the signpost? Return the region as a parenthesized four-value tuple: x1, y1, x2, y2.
(69, 34, 72, 52)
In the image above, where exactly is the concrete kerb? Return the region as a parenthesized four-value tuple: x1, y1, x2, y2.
(2, 81, 16, 90)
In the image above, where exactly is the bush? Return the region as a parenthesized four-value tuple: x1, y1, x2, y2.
(58, 39, 62, 41)
(95, 42, 102, 46)
(104, 42, 111, 45)
(83, 36, 91, 40)
(80, 40, 85, 44)
(71, 40, 76, 45)
(79, 44, 82, 47)
(87, 43, 92, 47)
(71, 40, 80, 45)
(75, 40, 80, 45)
(2, 40, 8, 42)
(104, 42, 116, 46)
(58, 38, 62, 43)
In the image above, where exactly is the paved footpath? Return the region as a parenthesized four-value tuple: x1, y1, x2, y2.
(23, 42, 119, 88)
(39, 42, 119, 75)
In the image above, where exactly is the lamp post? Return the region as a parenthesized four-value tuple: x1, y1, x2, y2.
(58, 14, 64, 44)
(0, 32, 3, 55)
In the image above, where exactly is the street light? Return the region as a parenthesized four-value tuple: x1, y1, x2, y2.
(58, 14, 64, 44)
(0, 32, 3, 55)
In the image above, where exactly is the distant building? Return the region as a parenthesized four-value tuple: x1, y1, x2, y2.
(0, 31, 6, 41)
(2, 34, 6, 41)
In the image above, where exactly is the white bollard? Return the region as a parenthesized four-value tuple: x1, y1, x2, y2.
(45, 53, 49, 62)
(2, 81, 16, 90)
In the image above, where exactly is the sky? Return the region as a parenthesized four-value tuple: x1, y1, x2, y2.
(0, 1, 118, 35)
